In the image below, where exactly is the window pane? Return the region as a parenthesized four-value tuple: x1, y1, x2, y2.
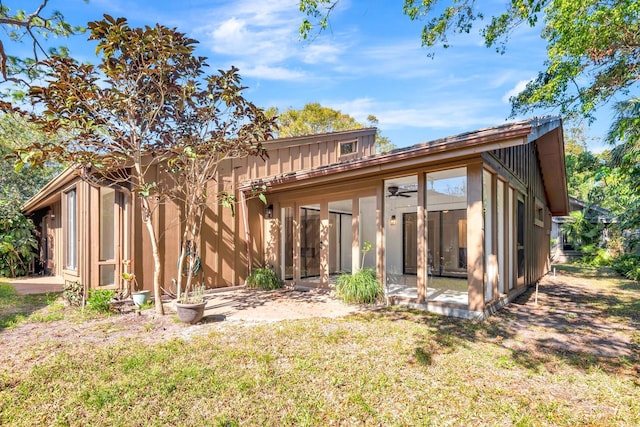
(359, 197, 376, 269)
(426, 167, 468, 306)
(65, 189, 77, 270)
(99, 264, 115, 287)
(328, 200, 352, 274)
(100, 188, 115, 261)
(281, 207, 294, 280)
(497, 180, 505, 294)
(483, 170, 493, 302)
(300, 205, 320, 278)
(340, 141, 356, 155)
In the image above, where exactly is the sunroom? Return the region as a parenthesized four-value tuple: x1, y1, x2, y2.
(249, 117, 567, 318)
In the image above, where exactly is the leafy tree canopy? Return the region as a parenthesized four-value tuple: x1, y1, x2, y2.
(0, 112, 59, 278)
(267, 102, 395, 152)
(3, 15, 276, 313)
(0, 112, 61, 202)
(266, 102, 362, 138)
(299, 1, 640, 118)
(0, 1, 82, 88)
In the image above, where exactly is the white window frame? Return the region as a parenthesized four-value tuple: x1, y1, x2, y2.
(64, 188, 78, 271)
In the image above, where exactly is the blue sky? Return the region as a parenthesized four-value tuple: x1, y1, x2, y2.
(30, 0, 613, 150)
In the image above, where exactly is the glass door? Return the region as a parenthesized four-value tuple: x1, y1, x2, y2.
(300, 206, 321, 278)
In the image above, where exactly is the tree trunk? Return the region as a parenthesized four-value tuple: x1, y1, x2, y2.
(141, 196, 165, 315)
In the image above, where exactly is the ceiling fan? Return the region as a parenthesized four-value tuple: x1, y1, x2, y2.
(387, 185, 417, 198)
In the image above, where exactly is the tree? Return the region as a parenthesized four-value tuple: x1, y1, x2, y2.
(0, 112, 61, 278)
(0, 112, 62, 201)
(165, 67, 276, 303)
(299, 1, 640, 118)
(266, 102, 362, 137)
(3, 16, 275, 314)
(0, 1, 81, 86)
(608, 98, 640, 169)
(0, 198, 37, 277)
(366, 115, 395, 154)
(267, 102, 395, 153)
(563, 124, 606, 204)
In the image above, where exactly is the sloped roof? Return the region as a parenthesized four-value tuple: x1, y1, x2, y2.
(22, 167, 80, 214)
(241, 117, 569, 215)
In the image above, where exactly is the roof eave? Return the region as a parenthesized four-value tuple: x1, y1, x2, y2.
(22, 167, 80, 214)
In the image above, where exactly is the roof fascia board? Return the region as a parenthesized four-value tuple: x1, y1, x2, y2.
(265, 128, 377, 149)
(241, 134, 528, 192)
(22, 167, 79, 213)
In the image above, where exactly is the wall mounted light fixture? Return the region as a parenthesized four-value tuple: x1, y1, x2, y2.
(390, 214, 397, 225)
(265, 204, 274, 219)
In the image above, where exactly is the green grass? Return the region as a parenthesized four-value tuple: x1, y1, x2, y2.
(0, 282, 62, 329)
(1, 268, 639, 426)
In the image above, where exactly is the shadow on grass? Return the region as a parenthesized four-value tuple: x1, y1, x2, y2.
(355, 268, 640, 377)
(0, 284, 60, 331)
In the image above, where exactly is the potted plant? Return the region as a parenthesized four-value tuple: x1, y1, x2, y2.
(175, 283, 206, 324)
(122, 259, 150, 307)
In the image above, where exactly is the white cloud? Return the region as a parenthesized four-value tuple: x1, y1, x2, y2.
(329, 97, 504, 131)
(240, 64, 307, 81)
(193, 0, 346, 80)
(502, 79, 531, 103)
(301, 43, 342, 64)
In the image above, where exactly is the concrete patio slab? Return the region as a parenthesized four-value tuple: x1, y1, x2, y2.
(166, 287, 368, 323)
(7, 276, 64, 295)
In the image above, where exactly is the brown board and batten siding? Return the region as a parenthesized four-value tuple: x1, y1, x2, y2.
(485, 134, 556, 292)
(23, 120, 567, 319)
(137, 129, 379, 289)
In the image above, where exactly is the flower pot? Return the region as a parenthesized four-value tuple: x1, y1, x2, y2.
(132, 290, 150, 307)
(175, 301, 206, 324)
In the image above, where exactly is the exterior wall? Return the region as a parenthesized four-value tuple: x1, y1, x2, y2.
(129, 130, 377, 292)
(257, 130, 560, 318)
(23, 122, 565, 320)
(484, 138, 553, 310)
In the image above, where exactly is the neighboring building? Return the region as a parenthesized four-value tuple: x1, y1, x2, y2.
(551, 196, 614, 263)
(23, 117, 568, 318)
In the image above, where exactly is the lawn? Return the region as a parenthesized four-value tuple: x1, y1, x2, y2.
(0, 266, 638, 426)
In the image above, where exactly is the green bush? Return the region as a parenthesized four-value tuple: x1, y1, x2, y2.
(246, 267, 283, 291)
(62, 281, 83, 307)
(0, 204, 37, 278)
(87, 289, 115, 312)
(335, 268, 383, 304)
(612, 254, 640, 282)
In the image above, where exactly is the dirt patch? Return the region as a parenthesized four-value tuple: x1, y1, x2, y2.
(0, 286, 369, 371)
(490, 271, 638, 362)
(2, 270, 638, 374)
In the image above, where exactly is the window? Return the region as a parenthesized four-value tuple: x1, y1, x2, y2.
(99, 187, 117, 286)
(65, 189, 78, 270)
(425, 167, 468, 306)
(340, 140, 356, 156)
(483, 170, 493, 302)
(517, 196, 525, 282)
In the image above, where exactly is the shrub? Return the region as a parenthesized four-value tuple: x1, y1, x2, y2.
(335, 268, 383, 304)
(246, 267, 283, 291)
(0, 205, 37, 278)
(62, 281, 83, 307)
(612, 254, 640, 282)
(87, 289, 115, 312)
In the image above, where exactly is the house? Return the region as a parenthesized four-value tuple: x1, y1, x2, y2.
(23, 116, 568, 318)
(551, 196, 614, 263)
